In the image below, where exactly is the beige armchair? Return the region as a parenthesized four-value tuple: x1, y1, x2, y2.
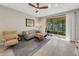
(3, 31, 18, 47)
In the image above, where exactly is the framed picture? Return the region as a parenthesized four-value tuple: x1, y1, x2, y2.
(26, 18, 34, 27)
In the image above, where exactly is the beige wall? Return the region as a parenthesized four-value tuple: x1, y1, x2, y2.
(35, 18, 46, 33)
(40, 18, 46, 33)
(0, 5, 39, 41)
(0, 5, 37, 33)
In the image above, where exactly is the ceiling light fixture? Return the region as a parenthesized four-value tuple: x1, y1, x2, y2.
(28, 3, 48, 13)
(36, 8, 39, 13)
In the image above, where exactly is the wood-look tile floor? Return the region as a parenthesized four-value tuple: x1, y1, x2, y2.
(33, 37, 75, 56)
(0, 48, 14, 56)
(0, 36, 75, 56)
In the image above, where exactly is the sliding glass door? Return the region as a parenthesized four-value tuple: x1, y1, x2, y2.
(46, 16, 66, 35)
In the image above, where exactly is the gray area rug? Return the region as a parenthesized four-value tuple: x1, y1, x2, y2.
(11, 38, 50, 56)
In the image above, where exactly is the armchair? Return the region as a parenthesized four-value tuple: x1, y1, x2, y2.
(3, 31, 18, 47)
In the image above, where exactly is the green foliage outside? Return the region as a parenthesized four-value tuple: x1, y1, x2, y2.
(46, 16, 66, 35)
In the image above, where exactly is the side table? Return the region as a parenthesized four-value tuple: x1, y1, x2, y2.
(18, 34, 24, 41)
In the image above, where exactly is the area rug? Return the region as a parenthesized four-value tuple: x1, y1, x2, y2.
(11, 38, 50, 56)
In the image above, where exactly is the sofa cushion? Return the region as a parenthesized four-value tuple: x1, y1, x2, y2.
(4, 39, 18, 47)
(22, 30, 36, 40)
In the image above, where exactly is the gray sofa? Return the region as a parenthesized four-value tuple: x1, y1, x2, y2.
(22, 30, 36, 40)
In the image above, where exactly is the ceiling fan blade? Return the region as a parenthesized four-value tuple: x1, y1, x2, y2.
(28, 3, 36, 8)
(39, 6, 48, 9)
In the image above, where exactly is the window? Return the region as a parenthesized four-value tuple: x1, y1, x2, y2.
(46, 16, 66, 35)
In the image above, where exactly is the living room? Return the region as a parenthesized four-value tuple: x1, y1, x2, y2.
(0, 3, 79, 56)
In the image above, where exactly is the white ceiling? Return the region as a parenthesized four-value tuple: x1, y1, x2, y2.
(0, 3, 79, 17)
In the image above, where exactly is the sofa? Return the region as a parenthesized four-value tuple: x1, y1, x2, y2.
(22, 30, 36, 40)
(22, 30, 47, 41)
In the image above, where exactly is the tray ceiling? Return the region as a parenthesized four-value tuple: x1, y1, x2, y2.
(0, 3, 79, 17)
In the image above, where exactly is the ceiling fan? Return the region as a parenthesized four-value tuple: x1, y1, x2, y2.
(28, 3, 48, 13)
